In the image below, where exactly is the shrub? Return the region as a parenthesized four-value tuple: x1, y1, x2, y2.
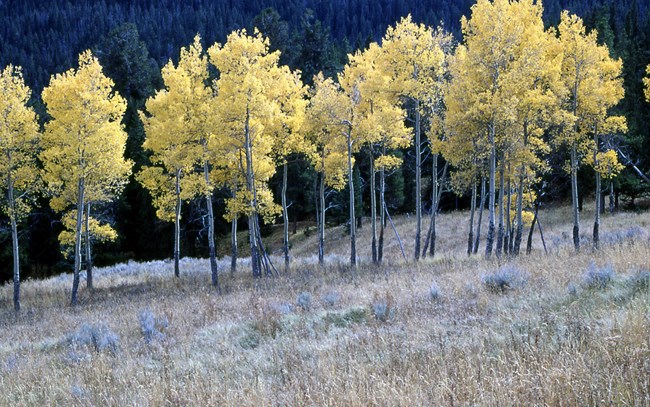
(567, 283, 578, 298)
(429, 281, 442, 301)
(252, 309, 282, 338)
(67, 323, 120, 354)
(139, 309, 168, 344)
(628, 269, 650, 293)
(370, 292, 394, 322)
(269, 302, 293, 315)
(296, 292, 312, 311)
(582, 263, 615, 290)
(482, 265, 528, 294)
(321, 291, 340, 308)
(323, 307, 368, 328)
(238, 330, 262, 350)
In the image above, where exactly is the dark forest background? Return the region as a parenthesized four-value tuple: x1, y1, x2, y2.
(1, 0, 649, 281)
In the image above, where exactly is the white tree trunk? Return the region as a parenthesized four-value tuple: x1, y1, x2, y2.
(71, 177, 85, 306)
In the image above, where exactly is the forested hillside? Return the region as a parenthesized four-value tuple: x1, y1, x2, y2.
(1, 0, 647, 91)
(1, 0, 649, 287)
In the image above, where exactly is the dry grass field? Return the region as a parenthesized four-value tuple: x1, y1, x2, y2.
(1, 204, 649, 406)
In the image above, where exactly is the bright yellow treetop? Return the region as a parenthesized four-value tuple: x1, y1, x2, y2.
(0, 65, 40, 222)
(41, 50, 131, 213)
(208, 29, 285, 222)
(306, 73, 350, 191)
(557, 11, 625, 149)
(139, 35, 211, 221)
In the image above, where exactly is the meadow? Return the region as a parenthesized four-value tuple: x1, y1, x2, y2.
(0, 204, 649, 406)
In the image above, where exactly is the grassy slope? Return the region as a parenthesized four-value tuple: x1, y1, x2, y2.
(0, 205, 649, 406)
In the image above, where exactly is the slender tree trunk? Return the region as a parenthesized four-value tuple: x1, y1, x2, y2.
(496, 158, 505, 258)
(571, 145, 580, 252)
(204, 162, 219, 290)
(609, 181, 614, 214)
(231, 217, 237, 275)
(424, 157, 447, 258)
(244, 107, 261, 278)
(513, 125, 529, 255)
(474, 176, 486, 254)
(513, 174, 525, 256)
(174, 170, 181, 278)
(318, 171, 326, 266)
(8, 177, 20, 312)
(347, 130, 356, 267)
(378, 149, 386, 265)
(71, 178, 85, 306)
(85, 202, 93, 289)
(468, 179, 477, 256)
(370, 153, 378, 265)
(422, 153, 438, 258)
(593, 134, 601, 250)
(505, 171, 512, 255)
(414, 103, 422, 261)
(386, 205, 407, 261)
(485, 127, 497, 258)
(282, 162, 290, 271)
(526, 203, 539, 255)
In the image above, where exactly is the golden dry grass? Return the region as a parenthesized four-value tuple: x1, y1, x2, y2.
(0, 205, 649, 406)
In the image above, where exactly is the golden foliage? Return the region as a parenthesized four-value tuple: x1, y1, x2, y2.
(0, 65, 40, 222)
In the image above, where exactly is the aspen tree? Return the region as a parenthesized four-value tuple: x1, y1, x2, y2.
(138, 38, 208, 279)
(269, 67, 308, 272)
(306, 73, 350, 266)
(446, 0, 555, 258)
(421, 28, 454, 259)
(508, 9, 563, 255)
(164, 35, 221, 288)
(0, 65, 40, 312)
(208, 30, 284, 278)
(381, 15, 446, 262)
(341, 43, 410, 265)
(41, 51, 129, 306)
(557, 11, 625, 251)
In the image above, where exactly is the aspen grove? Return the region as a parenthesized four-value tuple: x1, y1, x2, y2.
(3, 0, 647, 308)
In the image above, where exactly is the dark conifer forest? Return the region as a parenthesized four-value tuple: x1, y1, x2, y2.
(1, 0, 649, 281)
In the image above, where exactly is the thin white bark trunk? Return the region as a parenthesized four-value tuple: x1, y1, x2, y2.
(71, 177, 85, 306)
(347, 127, 356, 267)
(174, 170, 181, 278)
(474, 175, 486, 254)
(318, 171, 325, 266)
(468, 179, 477, 256)
(85, 202, 93, 289)
(593, 132, 600, 250)
(414, 103, 422, 261)
(485, 126, 497, 259)
(8, 174, 20, 312)
(282, 162, 290, 271)
(370, 152, 377, 264)
(204, 162, 219, 289)
(571, 146, 580, 251)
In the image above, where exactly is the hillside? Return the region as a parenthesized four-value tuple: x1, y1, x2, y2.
(1, 205, 648, 405)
